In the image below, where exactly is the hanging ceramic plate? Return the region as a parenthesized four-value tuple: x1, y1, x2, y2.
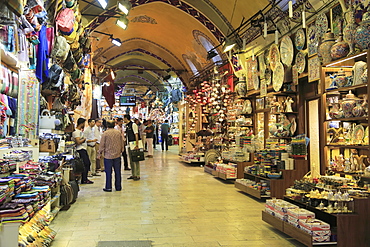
(295, 28, 306, 50)
(243, 99, 253, 114)
(280, 35, 294, 66)
(352, 124, 365, 144)
(258, 54, 266, 79)
(307, 25, 318, 57)
(269, 44, 280, 71)
(315, 13, 329, 40)
(295, 51, 306, 74)
(272, 62, 285, 92)
(265, 67, 272, 85)
(364, 126, 369, 144)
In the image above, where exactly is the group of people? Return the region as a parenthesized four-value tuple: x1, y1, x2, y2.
(72, 115, 171, 192)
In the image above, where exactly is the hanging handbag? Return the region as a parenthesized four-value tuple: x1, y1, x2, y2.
(55, 8, 75, 33)
(51, 36, 70, 62)
(129, 148, 145, 162)
(39, 109, 56, 129)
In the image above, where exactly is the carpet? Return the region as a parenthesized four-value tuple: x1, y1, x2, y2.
(97, 241, 152, 247)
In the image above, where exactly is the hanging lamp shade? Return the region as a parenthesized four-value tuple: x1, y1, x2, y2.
(222, 38, 236, 53)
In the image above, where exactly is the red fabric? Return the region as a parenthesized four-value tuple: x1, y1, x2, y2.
(102, 82, 115, 109)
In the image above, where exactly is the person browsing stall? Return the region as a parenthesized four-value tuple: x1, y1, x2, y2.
(98, 120, 125, 192)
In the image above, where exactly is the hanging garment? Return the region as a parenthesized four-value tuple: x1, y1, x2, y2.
(35, 24, 49, 84)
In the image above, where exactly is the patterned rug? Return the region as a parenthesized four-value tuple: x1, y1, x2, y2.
(97, 241, 152, 247)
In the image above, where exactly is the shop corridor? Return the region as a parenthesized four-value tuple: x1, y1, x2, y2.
(50, 147, 303, 247)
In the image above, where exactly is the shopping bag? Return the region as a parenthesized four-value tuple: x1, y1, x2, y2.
(39, 109, 56, 129)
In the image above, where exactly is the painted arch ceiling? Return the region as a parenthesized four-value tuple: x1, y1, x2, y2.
(81, 0, 269, 95)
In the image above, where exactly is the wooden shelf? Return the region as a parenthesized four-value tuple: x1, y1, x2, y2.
(324, 117, 368, 122)
(326, 84, 367, 94)
(244, 172, 272, 181)
(267, 91, 297, 96)
(262, 211, 338, 247)
(235, 181, 270, 199)
(271, 112, 298, 115)
(326, 145, 369, 150)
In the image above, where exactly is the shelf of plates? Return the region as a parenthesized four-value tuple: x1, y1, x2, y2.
(320, 51, 370, 175)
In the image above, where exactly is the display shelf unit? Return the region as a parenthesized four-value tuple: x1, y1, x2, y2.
(235, 180, 270, 199)
(212, 170, 236, 180)
(320, 50, 370, 174)
(282, 196, 370, 247)
(236, 159, 309, 199)
(223, 159, 252, 178)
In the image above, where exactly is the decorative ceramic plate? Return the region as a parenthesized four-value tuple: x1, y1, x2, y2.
(269, 44, 280, 71)
(307, 25, 318, 57)
(295, 28, 305, 50)
(272, 62, 284, 92)
(352, 124, 365, 144)
(265, 67, 272, 85)
(295, 51, 306, 73)
(258, 54, 266, 79)
(315, 13, 329, 39)
(280, 35, 294, 66)
(243, 99, 252, 114)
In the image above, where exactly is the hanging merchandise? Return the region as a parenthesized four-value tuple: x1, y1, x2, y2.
(18, 70, 39, 138)
(35, 25, 49, 84)
(39, 109, 56, 129)
(55, 7, 75, 33)
(50, 36, 70, 62)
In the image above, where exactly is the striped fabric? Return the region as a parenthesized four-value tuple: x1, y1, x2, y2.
(98, 128, 124, 159)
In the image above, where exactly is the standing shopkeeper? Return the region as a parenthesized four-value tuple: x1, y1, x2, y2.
(124, 114, 141, 180)
(73, 118, 94, 184)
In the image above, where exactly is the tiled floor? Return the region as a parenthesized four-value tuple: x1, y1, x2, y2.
(50, 146, 304, 247)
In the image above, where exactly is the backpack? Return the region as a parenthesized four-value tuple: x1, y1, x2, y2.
(55, 8, 75, 33)
(50, 36, 70, 62)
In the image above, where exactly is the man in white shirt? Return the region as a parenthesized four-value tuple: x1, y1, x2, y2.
(95, 118, 104, 172)
(84, 119, 99, 176)
(72, 118, 93, 184)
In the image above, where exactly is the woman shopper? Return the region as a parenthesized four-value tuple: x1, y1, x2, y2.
(144, 120, 154, 158)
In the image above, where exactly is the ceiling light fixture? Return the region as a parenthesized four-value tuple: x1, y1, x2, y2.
(97, 0, 108, 9)
(207, 50, 218, 60)
(116, 16, 129, 30)
(222, 38, 236, 53)
(117, 0, 132, 15)
(111, 37, 122, 46)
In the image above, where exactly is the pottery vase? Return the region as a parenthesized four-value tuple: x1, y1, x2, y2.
(343, 5, 358, 55)
(341, 90, 357, 118)
(361, 69, 368, 84)
(235, 82, 247, 97)
(353, 61, 367, 86)
(332, 70, 347, 88)
(318, 31, 336, 64)
(352, 99, 365, 117)
(329, 103, 344, 119)
(330, 35, 350, 60)
(355, 12, 370, 50)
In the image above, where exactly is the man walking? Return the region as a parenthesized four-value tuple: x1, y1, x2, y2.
(98, 120, 124, 192)
(72, 118, 93, 184)
(115, 118, 131, 171)
(161, 120, 170, 151)
(84, 119, 100, 176)
(124, 114, 141, 180)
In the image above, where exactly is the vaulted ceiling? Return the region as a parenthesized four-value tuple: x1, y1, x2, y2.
(80, 0, 269, 96)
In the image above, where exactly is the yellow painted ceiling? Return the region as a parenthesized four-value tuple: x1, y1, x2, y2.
(80, 0, 271, 95)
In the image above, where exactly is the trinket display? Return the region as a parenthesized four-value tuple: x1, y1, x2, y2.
(355, 11, 370, 50)
(330, 35, 349, 60)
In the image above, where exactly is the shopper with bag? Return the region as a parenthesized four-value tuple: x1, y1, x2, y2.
(98, 120, 124, 192)
(72, 118, 93, 184)
(124, 115, 143, 181)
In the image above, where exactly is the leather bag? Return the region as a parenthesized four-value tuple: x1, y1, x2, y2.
(129, 149, 145, 162)
(39, 109, 56, 129)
